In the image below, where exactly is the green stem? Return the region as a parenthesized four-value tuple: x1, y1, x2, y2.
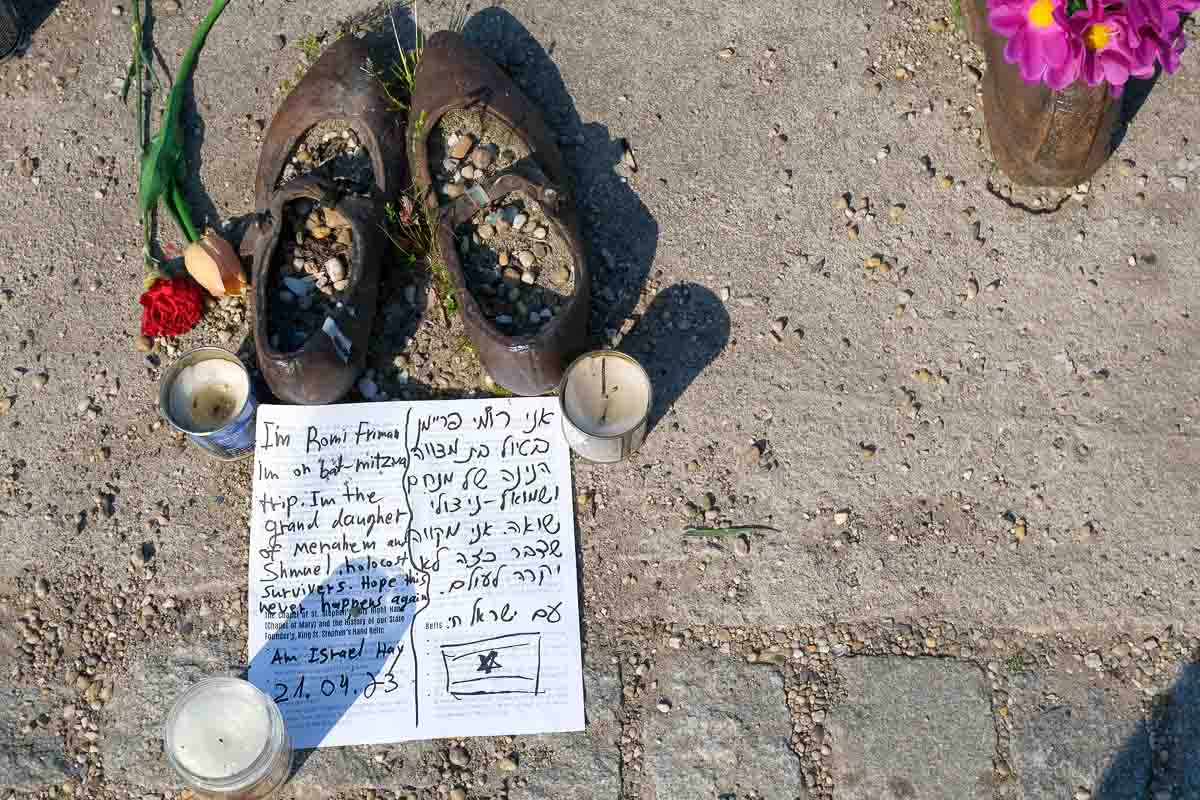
(168, 181, 200, 243)
(178, 0, 231, 87)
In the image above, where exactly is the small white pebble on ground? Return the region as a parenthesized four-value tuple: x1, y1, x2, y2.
(656, 699, 671, 713)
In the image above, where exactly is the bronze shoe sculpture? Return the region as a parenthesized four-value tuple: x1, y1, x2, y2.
(250, 36, 406, 404)
(408, 31, 590, 396)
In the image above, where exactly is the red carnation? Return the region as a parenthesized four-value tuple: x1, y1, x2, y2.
(139, 277, 204, 338)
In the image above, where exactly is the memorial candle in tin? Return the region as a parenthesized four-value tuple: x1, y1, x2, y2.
(558, 350, 652, 463)
(159, 347, 256, 460)
(164, 677, 292, 799)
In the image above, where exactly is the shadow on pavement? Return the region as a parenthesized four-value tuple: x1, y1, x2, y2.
(0, 0, 57, 58)
(177, 72, 222, 237)
(1095, 661, 1199, 799)
(1112, 66, 1161, 155)
(618, 283, 729, 435)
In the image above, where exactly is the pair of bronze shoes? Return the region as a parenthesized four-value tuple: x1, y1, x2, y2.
(250, 32, 590, 404)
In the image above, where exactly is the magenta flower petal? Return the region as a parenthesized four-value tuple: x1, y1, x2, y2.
(1102, 54, 1132, 86)
(1039, 28, 1070, 65)
(990, 5, 1026, 35)
(1004, 27, 1030, 66)
(989, 0, 1083, 89)
(1044, 56, 1080, 89)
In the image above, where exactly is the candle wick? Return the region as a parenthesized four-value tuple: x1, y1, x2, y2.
(601, 358, 608, 399)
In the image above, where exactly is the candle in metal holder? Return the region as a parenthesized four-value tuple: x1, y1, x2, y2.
(558, 350, 652, 463)
(164, 677, 292, 800)
(159, 347, 257, 460)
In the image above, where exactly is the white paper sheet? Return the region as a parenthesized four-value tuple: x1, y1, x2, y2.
(245, 398, 584, 748)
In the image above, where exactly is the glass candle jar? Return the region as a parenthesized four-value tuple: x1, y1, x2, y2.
(559, 350, 652, 463)
(164, 677, 292, 799)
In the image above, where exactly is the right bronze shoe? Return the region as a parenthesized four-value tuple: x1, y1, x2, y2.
(408, 31, 589, 396)
(250, 35, 407, 404)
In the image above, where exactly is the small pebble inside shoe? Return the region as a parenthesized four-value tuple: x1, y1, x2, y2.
(456, 189, 575, 337)
(266, 198, 356, 352)
(267, 121, 377, 352)
(276, 120, 375, 194)
(430, 108, 531, 203)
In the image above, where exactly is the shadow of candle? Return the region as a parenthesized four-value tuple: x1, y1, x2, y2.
(617, 282, 730, 435)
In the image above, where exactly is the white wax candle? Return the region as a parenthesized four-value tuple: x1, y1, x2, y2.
(168, 359, 250, 433)
(169, 680, 271, 779)
(563, 353, 650, 436)
(560, 352, 651, 462)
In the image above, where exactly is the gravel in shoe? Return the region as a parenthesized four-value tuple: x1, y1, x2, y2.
(453, 189, 576, 337)
(266, 198, 355, 351)
(429, 108, 532, 204)
(277, 120, 375, 193)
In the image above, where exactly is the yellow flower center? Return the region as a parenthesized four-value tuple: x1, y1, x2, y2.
(1084, 22, 1111, 50)
(1027, 0, 1056, 28)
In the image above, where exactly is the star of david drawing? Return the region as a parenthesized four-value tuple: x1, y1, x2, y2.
(477, 650, 502, 674)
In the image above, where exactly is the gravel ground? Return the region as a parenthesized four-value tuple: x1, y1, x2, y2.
(1, 0, 1200, 797)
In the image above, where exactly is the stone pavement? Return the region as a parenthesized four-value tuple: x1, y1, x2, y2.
(829, 658, 993, 800)
(8, 628, 1198, 798)
(641, 650, 802, 798)
(3, 0, 1200, 796)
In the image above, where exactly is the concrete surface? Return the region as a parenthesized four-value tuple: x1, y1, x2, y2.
(641, 649, 803, 798)
(1007, 666, 1151, 800)
(829, 657, 994, 800)
(1, 0, 1200, 797)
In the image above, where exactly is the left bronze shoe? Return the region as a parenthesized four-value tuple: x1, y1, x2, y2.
(249, 36, 406, 404)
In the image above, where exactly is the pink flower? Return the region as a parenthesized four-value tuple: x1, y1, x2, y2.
(1064, 1, 1143, 96)
(1132, 16, 1188, 73)
(1127, 0, 1200, 39)
(989, 0, 1082, 89)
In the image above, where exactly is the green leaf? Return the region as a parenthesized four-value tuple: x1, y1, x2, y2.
(1066, 0, 1087, 14)
(138, 0, 230, 239)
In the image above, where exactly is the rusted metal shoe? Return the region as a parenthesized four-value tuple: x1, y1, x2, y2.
(254, 35, 406, 209)
(969, 0, 1118, 186)
(252, 177, 388, 405)
(250, 35, 406, 404)
(435, 169, 590, 397)
(408, 31, 589, 396)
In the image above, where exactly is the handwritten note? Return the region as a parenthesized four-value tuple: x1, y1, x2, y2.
(246, 398, 585, 748)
